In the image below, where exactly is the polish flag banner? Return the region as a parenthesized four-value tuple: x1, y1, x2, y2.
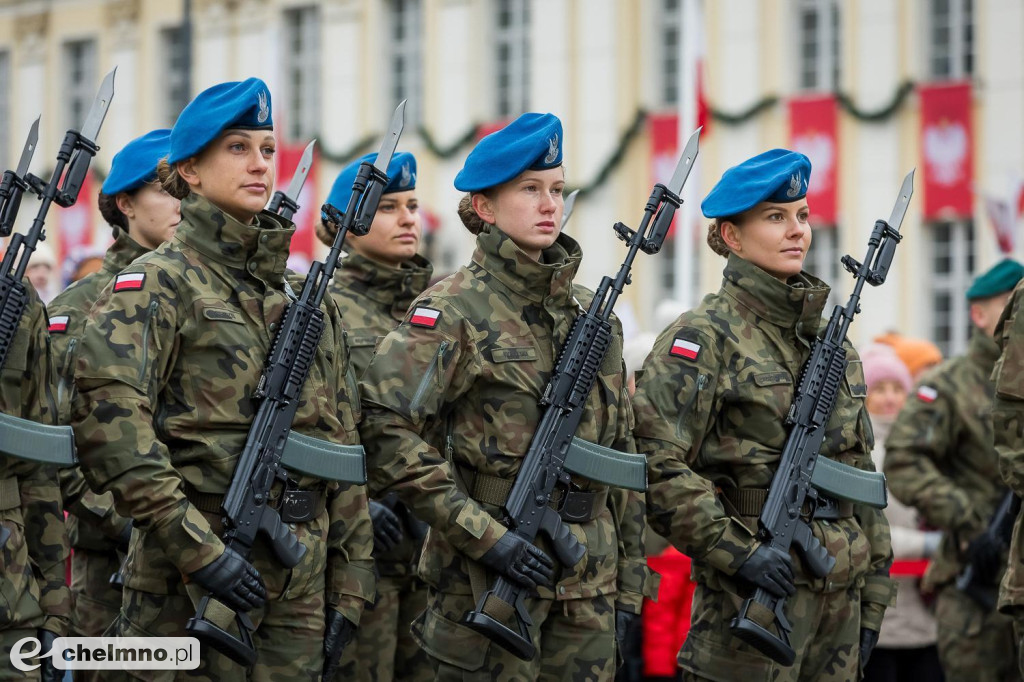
(789, 95, 838, 225)
(920, 82, 973, 220)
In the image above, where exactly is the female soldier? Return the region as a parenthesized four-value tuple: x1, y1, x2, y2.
(318, 151, 434, 682)
(358, 113, 652, 681)
(632, 150, 894, 681)
(49, 129, 179, 644)
(70, 79, 374, 680)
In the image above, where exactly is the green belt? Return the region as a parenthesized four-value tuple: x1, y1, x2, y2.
(722, 486, 853, 520)
(0, 476, 20, 511)
(0, 411, 77, 467)
(182, 482, 327, 523)
(456, 465, 608, 524)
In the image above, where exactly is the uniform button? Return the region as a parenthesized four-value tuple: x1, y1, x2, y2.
(289, 523, 296, 531)
(248, 262, 257, 272)
(260, 234, 269, 244)
(269, 322, 277, 332)
(558, 585, 566, 595)
(808, 294, 814, 301)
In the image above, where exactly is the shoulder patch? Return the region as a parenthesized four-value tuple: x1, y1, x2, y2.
(669, 336, 701, 361)
(917, 386, 938, 403)
(410, 306, 441, 328)
(113, 272, 146, 292)
(48, 315, 69, 333)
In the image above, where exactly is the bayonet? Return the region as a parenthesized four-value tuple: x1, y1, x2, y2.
(15, 117, 39, 179)
(667, 126, 701, 196)
(560, 189, 579, 229)
(373, 100, 406, 175)
(79, 68, 116, 142)
(888, 169, 916, 230)
(267, 139, 316, 219)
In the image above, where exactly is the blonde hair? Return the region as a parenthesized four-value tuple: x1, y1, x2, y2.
(157, 159, 191, 200)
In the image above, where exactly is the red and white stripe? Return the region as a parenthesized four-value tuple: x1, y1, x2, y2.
(917, 386, 938, 403)
(670, 338, 700, 360)
(113, 272, 146, 292)
(48, 315, 69, 333)
(410, 307, 441, 328)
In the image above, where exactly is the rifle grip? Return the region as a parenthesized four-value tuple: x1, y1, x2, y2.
(258, 506, 306, 569)
(539, 506, 585, 568)
(792, 520, 835, 579)
(730, 588, 796, 666)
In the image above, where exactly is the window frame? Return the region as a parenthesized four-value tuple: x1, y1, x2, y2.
(387, 0, 423, 127)
(493, 0, 530, 118)
(63, 38, 98, 131)
(927, 218, 974, 356)
(281, 5, 322, 142)
(925, 0, 974, 80)
(795, 0, 841, 93)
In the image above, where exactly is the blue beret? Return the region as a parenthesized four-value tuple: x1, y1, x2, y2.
(168, 78, 273, 164)
(101, 129, 171, 195)
(966, 259, 1024, 301)
(325, 152, 417, 212)
(701, 149, 812, 219)
(454, 113, 563, 192)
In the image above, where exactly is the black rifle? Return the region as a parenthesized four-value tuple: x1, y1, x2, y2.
(956, 490, 1020, 610)
(461, 128, 702, 660)
(730, 171, 915, 665)
(266, 139, 315, 220)
(185, 101, 405, 667)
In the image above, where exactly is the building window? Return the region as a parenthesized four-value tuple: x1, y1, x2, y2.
(63, 39, 97, 131)
(656, 0, 682, 108)
(161, 26, 190, 128)
(282, 6, 321, 141)
(926, 0, 973, 79)
(494, 0, 530, 117)
(0, 51, 9, 169)
(388, 0, 422, 126)
(804, 226, 840, 307)
(929, 219, 974, 356)
(796, 0, 840, 92)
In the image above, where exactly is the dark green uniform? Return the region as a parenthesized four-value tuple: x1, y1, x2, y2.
(71, 194, 375, 680)
(633, 255, 895, 682)
(332, 251, 434, 682)
(48, 229, 148, 639)
(0, 286, 72, 680)
(359, 225, 653, 681)
(885, 331, 1019, 682)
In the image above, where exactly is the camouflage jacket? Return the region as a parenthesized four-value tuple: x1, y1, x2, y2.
(632, 254, 895, 631)
(0, 286, 71, 635)
(49, 229, 148, 552)
(71, 194, 374, 623)
(992, 279, 1024, 609)
(359, 225, 653, 612)
(885, 331, 1004, 591)
(328, 250, 432, 578)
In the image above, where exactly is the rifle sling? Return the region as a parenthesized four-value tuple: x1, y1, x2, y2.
(721, 486, 853, 520)
(456, 465, 607, 524)
(0, 412, 77, 467)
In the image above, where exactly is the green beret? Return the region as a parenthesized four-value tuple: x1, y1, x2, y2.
(966, 259, 1024, 301)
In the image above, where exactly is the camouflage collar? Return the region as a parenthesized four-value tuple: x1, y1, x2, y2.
(174, 194, 295, 284)
(473, 224, 582, 304)
(100, 229, 149, 277)
(335, 251, 433, 311)
(721, 253, 830, 331)
(968, 328, 1001, 371)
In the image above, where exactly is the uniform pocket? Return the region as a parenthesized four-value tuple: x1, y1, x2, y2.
(414, 599, 490, 671)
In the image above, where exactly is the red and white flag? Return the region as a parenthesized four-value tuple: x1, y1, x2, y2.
(113, 272, 146, 292)
(920, 82, 973, 220)
(917, 386, 938, 403)
(670, 337, 700, 360)
(410, 307, 441, 328)
(48, 315, 69, 333)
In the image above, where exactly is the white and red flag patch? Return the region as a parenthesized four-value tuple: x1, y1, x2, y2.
(113, 273, 146, 292)
(670, 337, 701, 360)
(410, 307, 441, 328)
(917, 386, 938, 403)
(48, 315, 69, 333)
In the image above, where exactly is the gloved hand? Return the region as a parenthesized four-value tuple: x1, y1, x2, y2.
(614, 608, 640, 663)
(859, 627, 879, 677)
(735, 544, 796, 598)
(369, 500, 403, 553)
(478, 532, 555, 590)
(322, 609, 357, 682)
(37, 629, 61, 682)
(966, 531, 1003, 581)
(188, 547, 267, 612)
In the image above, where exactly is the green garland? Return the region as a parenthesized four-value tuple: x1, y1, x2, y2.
(837, 81, 915, 122)
(710, 95, 778, 125)
(417, 123, 480, 159)
(568, 109, 648, 198)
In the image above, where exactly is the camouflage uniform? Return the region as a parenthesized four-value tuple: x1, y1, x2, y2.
(0, 285, 72, 680)
(885, 330, 1019, 681)
(48, 228, 149, 640)
(633, 254, 895, 682)
(71, 193, 375, 680)
(992, 279, 1024, 677)
(358, 225, 654, 681)
(331, 251, 434, 682)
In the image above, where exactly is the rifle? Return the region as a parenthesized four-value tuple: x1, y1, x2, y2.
(266, 139, 315, 220)
(0, 71, 115, 477)
(461, 128, 702, 660)
(185, 101, 405, 666)
(956, 489, 1020, 610)
(730, 171, 915, 665)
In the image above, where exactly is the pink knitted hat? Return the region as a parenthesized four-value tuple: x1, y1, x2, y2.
(861, 344, 913, 394)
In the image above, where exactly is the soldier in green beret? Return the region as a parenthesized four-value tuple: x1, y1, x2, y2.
(633, 149, 894, 681)
(885, 258, 1024, 682)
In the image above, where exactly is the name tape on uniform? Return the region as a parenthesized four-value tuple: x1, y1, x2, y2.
(410, 307, 441, 328)
(113, 273, 146, 292)
(670, 337, 700, 360)
(48, 315, 69, 333)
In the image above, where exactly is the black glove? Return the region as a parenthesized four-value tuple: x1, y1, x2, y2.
(614, 609, 640, 663)
(966, 531, 1003, 581)
(188, 547, 267, 612)
(37, 629, 61, 682)
(859, 627, 879, 677)
(735, 545, 796, 599)
(478, 532, 555, 590)
(322, 609, 357, 682)
(369, 500, 403, 553)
